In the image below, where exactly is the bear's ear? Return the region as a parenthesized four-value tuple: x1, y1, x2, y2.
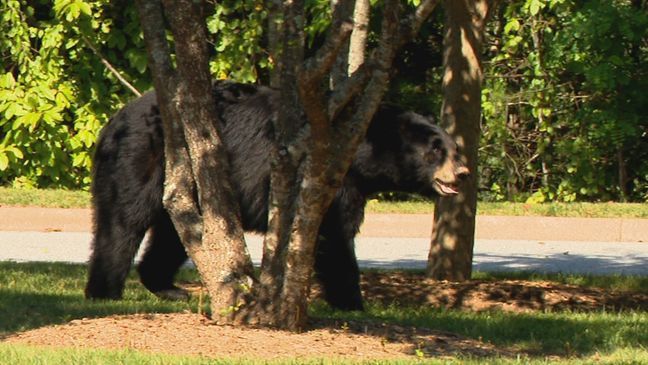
(399, 119, 435, 145)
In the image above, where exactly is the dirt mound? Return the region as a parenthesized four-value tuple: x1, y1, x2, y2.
(5, 272, 646, 361)
(6, 312, 512, 360)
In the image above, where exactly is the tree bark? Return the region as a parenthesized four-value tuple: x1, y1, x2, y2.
(136, 0, 254, 323)
(427, 0, 492, 280)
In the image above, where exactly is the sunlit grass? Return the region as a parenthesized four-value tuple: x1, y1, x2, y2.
(0, 187, 91, 209)
(2, 187, 647, 217)
(1, 343, 646, 365)
(366, 199, 648, 218)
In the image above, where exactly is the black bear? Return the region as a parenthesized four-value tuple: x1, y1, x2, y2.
(85, 81, 469, 310)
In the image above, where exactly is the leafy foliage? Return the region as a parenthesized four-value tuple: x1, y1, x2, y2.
(0, 0, 148, 188)
(0, 0, 269, 189)
(1, 0, 646, 202)
(480, 0, 648, 202)
(206, 0, 269, 82)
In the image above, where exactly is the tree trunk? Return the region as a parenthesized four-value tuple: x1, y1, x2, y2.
(240, 0, 442, 331)
(427, 0, 492, 280)
(135, 0, 254, 323)
(617, 148, 628, 202)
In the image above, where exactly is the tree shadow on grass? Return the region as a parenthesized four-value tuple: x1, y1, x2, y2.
(0, 261, 196, 338)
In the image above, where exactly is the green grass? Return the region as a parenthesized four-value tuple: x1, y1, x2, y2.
(0, 262, 646, 364)
(366, 199, 648, 218)
(315, 304, 647, 357)
(2, 187, 648, 217)
(0, 262, 207, 336)
(0, 187, 91, 208)
(1, 344, 646, 365)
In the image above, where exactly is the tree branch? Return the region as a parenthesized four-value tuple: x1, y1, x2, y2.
(300, 20, 354, 88)
(327, 62, 370, 120)
(304, 0, 354, 87)
(81, 35, 142, 97)
(323, 0, 402, 189)
(328, 0, 440, 122)
(397, 0, 442, 47)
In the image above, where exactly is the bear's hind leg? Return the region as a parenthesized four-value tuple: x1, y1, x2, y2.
(137, 211, 190, 300)
(86, 223, 146, 299)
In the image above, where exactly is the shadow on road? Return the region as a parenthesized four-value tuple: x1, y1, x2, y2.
(359, 252, 648, 275)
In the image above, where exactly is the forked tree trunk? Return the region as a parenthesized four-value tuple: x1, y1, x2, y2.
(135, 0, 254, 323)
(427, 0, 492, 280)
(240, 0, 441, 331)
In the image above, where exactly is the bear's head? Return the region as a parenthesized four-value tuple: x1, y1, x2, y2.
(362, 107, 470, 197)
(399, 111, 470, 197)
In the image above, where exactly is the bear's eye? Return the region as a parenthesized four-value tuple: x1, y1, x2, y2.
(431, 138, 443, 154)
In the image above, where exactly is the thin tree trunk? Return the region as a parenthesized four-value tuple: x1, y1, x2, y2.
(348, 0, 369, 75)
(427, 0, 491, 280)
(617, 148, 628, 202)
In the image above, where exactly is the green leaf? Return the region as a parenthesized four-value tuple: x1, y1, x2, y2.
(72, 153, 87, 167)
(0, 73, 16, 88)
(5, 103, 25, 120)
(15, 112, 42, 131)
(529, 0, 544, 16)
(78, 2, 92, 16)
(0, 153, 8, 171)
(5, 146, 23, 159)
(504, 19, 520, 34)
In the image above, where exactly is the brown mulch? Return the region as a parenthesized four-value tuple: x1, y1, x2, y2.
(4, 271, 646, 361)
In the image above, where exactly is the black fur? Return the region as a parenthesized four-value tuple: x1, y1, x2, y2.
(86, 82, 468, 310)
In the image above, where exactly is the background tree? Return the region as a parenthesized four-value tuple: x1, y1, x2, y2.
(427, 0, 495, 280)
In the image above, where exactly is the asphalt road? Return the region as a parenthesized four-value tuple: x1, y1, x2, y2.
(1, 231, 647, 275)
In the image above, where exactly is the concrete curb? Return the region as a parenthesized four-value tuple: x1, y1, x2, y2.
(0, 207, 646, 243)
(360, 214, 648, 242)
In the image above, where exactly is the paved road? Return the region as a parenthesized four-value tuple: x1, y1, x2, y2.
(1, 231, 646, 275)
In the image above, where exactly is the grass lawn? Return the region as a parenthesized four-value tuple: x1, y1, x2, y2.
(0, 262, 646, 364)
(2, 187, 648, 217)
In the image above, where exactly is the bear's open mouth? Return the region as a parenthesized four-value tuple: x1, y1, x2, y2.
(434, 179, 459, 196)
